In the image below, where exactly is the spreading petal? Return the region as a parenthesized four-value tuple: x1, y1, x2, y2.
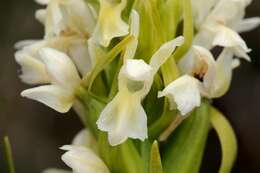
(61, 145, 110, 173)
(212, 25, 251, 60)
(235, 17, 260, 33)
(123, 10, 140, 60)
(150, 36, 184, 72)
(158, 75, 201, 116)
(21, 85, 74, 113)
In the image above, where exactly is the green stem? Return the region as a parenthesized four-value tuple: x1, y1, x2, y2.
(3, 136, 16, 173)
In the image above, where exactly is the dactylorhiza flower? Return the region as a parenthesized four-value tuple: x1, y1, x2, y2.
(21, 48, 81, 113)
(159, 45, 243, 116)
(43, 129, 107, 173)
(15, 36, 91, 83)
(35, 0, 96, 38)
(191, 0, 260, 58)
(97, 36, 184, 146)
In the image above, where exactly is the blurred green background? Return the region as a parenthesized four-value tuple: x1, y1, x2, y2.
(0, 0, 260, 172)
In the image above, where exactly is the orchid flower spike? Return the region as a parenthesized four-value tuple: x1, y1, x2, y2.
(60, 145, 110, 173)
(159, 45, 244, 116)
(92, 0, 129, 47)
(97, 36, 184, 146)
(21, 48, 81, 113)
(35, 0, 95, 39)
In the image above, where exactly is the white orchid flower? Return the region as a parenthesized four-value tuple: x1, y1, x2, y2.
(61, 145, 110, 173)
(43, 129, 98, 173)
(35, 0, 95, 38)
(97, 36, 184, 146)
(92, 0, 129, 47)
(15, 36, 92, 85)
(21, 48, 81, 113)
(161, 45, 243, 116)
(192, 0, 259, 53)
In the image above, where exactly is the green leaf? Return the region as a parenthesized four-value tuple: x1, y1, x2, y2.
(163, 101, 210, 173)
(150, 141, 164, 173)
(210, 107, 238, 173)
(3, 136, 16, 173)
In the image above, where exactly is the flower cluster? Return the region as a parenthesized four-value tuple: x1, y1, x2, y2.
(15, 0, 259, 172)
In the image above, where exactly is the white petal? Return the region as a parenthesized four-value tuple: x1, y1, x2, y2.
(45, 1, 64, 38)
(35, 9, 47, 24)
(14, 40, 42, 50)
(150, 36, 184, 72)
(35, 0, 50, 5)
(68, 41, 92, 75)
(72, 129, 98, 153)
(97, 90, 147, 146)
(211, 49, 234, 98)
(158, 75, 201, 116)
(15, 51, 49, 84)
(123, 10, 140, 60)
(236, 17, 260, 33)
(92, 0, 129, 47)
(39, 48, 81, 90)
(212, 25, 251, 60)
(21, 85, 74, 113)
(67, 0, 96, 34)
(122, 59, 153, 82)
(192, 0, 217, 28)
(61, 145, 110, 173)
(43, 168, 71, 173)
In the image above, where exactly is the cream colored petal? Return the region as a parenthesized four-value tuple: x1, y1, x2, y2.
(122, 59, 153, 82)
(150, 36, 184, 73)
(123, 10, 140, 60)
(211, 49, 234, 98)
(67, 0, 96, 34)
(97, 90, 147, 146)
(39, 48, 81, 90)
(212, 25, 251, 60)
(45, 1, 64, 38)
(192, 0, 217, 28)
(35, 0, 50, 5)
(61, 145, 110, 173)
(72, 129, 98, 153)
(43, 168, 71, 173)
(236, 17, 260, 33)
(92, 0, 129, 47)
(14, 40, 42, 50)
(158, 75, 201, 116)
(21, 85, 74, 113)
(15, 51, 49, 84)
(35, 9, 47, 24)
(68, 41, 92, 75)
